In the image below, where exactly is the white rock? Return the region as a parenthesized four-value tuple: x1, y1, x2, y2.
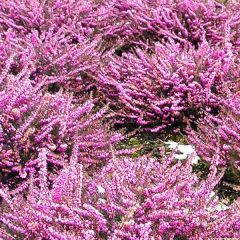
(177, 144, 195, 155)
(191, 155, 200, 165)
(208, 193, 229, 212)
(165, 141, 200, 164)
(164, 141, 178, 149)
(97, 185, 106, 194)
(98, 198, 106, 204)
(173, 153, 188, 160)
(209, 191, 216, 199)
(216, 202, 229, 211)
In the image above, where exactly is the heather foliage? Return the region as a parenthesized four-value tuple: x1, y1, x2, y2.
(0, 30, 99, 94)
(89, 154, 239, 239)
(93, 0, 240, 130)
(188, 93, 240, 174)
(0, 0, 239, 130)
(1, 154, 239, 239)
(0, 0, 101, 95)
(97, 38, 237, 131)
(0, 0, 95, 36)
(0, 65, 123, 184)
(92, 0, 240, 51)
(0, 0, 240, 239)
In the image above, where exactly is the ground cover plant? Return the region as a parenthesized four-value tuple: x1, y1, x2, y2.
(0, 0, 240, 239)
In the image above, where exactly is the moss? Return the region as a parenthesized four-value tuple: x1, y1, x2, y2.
(129, 137, 141, 146)
(132, 152, 141, 158)
(192, 159, 210, 180)
(118, 131, 187, 158)
(217, 183, 240, 203)
(216, 0, 228, 4)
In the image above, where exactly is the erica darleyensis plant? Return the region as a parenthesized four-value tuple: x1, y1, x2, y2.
(0, 62, 123, 185)
(98, 36, 236, 131)
(0, 29, 100, 95)
(92, 0, 240, 131)
(92, 0, 240, 52)
(0, 0, 240, 239)
(0, 151, 239, 239)
(0, 0, 103, 96)
(188, 93, 240, 175)
(0, 0, 96, 36)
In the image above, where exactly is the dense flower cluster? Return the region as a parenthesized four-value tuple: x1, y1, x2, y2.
(0, 0, 101, 96)
(1, 153, 239, 239)
(91, 0, 240, 50)
(188, 93, 240, 170)
(0, 63, 123, 185)
(97, 38, 237, 130)
(1, 0, 239, 130)
(92, 0, 240, 130)
(0, 0, 240, 239)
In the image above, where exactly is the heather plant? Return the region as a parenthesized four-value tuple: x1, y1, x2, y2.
(92, 0, 240, 53)
(188, 93, 240, 180)
(0, 30, 100, 95)
(89, 152, 240, 239)
(0, 149, 100, 240)
(0, 0, 104, 97)
(0, 0, 96, 37)
(0, 65, 123, 186)
(0, 0, 240, 239)
(0, 151, 239, 239)
(1, 0, 239, 133)
(92, 0, 240, 132)
(97, 37, 237, 131)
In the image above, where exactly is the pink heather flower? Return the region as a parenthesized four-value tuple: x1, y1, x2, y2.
(97, 38, 237, 130)
(188, 93, 240, 170)
(0, 63, 123, 185)
(1, 152, 239, 239)
(0, 0, 240, 239)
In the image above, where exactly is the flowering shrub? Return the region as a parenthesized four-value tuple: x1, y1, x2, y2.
(0, 0, 240, 239)
(0, 0, 96, 36)
(91, 0, 240, 131)
(0, 32, 100, 96)
(0, 64, 123, 185)
(0, 0, 103, 97)
(97, 38, 237, 131)
(90, 153, 240, 239)
(188, 93, 240, 171)
(0, 153, 239, 239)
(92, 0, 240, 51)
(1, 0, 239, 132)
